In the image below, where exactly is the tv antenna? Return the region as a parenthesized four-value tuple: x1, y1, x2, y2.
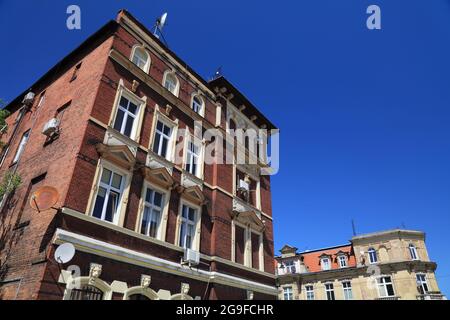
(153, 12, 169, 47)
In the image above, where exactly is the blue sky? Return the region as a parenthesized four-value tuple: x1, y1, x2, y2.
(1, 1, 449, 296)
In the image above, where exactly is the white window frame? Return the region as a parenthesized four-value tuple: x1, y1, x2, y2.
(150, 108, 178, 163)
(416, 273, 429, 294)
(377, 276, 396, 298)
(130, 45, 151, 73)
(87, 159, 131, 227)
(321, 257, 331, 271)
(175, 198, 202, 252)
(368, 248, 378, 264)
(190, 94, 205, 117)
(90, 162, 127, 225)
(109, 81, 146, 142)
(325, 283, 335, 300)
(12, 130, 30, 164)
(305, 285, 315, 300)
(409, 244, 419, 261)
(231, 220, 264, 271)
(162, 71, 180, 97)
(342, 281, 353, 300)
(338, 255, 348, 268)
(183, 133, 204, 179)
(284, 260, 296, 274)
(283, 287, 293, 301)
(136, 181, 170, 241)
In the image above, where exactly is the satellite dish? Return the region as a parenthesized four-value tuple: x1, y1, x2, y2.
(158, 12, 168, 29)
(30, 186, 59, 212)
(54, 243, 75, 264)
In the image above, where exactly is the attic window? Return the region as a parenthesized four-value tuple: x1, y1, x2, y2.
(70, 62, 82, 82)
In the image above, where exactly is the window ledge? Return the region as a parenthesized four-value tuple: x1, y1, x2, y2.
(147, 151, 174, 174)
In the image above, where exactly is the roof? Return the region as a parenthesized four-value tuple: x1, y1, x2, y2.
(209, 76, 278, 131)
(352, 229, 425, 242)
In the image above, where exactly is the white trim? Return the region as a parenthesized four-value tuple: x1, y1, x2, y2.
(63, 276, 113, 300)
(162, 70, 180, 97)
(130, 45, 151, 73)
(149, 106, 179, 162)
(175, 198, 202, 251)
(53, 228, 278, 296)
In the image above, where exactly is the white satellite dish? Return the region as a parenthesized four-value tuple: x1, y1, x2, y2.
(54, 243, 75, 264)
(158, 12, 168, 29)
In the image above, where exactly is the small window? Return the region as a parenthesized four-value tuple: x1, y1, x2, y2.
(377, 276, 395, 298)
(140, 187, 164, 239)
(342, 281, 353, 300)
(191, 95, 203, 114)
(153, 120, 173, 160)
(305, 285, 315, 300)
(92, 166, 124, 224)
(325, 283, 335, 300)
(179, 204, 197, 249)
(12, 130, 30, 164)
(368, 248, 378, 264)
(284, 260, 296, 274)
(131, 47, 150, 72)
(416, 274, 429, 295)
(185, 139, 201, 177)
(321, 257, 331, 271)
(163, 73, 179, 96)
(338, 255, 348, 268)
(283, 287, 293, 301)
(113, 95, 139, 138)
(409, 244, 419, 261)
(70, 63, 82, 82)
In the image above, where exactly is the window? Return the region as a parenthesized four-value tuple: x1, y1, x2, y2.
(284, 260, 296, 274)
(377, 276, 396, 298)
(321, 257, 331, 271)
(12, 130, 30, 164)
(234, 224, 246, 265)
(416, 274, 429, 295)
(342, 281, 353, 300)
(305, 285, 315, 300)
(232, 222, 263, 270)
(113, 95, 139, 138)
(131, 47, 150, 72)
(163, 72, 179, 96)
(70, 62, 82, 82)
(338, 255, 348, 268)
(179, 204, 197, 249)
(368, 247, 378, 264)
(153, 120, 173, 160)
(283, 287, 293, 301)
(185, 139, 201, 177)
(92, 167, 124, 224)
(191, 95, 203, 114)
(140, 187, 164, 239)
(409, 244, 419, 261)
(0, 145, 9, 168)
(325, 283, 335, 300)
(69, 285, 103, 300)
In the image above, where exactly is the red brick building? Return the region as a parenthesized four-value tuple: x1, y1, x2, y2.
(0, 10, 277, 300)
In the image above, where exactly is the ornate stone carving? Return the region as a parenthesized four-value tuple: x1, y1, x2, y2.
(181, 283, 190, 295)
(89, 263, 102, 284)
(141, 275, 152, 288)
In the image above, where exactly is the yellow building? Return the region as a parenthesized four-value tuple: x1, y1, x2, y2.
(276, 229, 446, 300)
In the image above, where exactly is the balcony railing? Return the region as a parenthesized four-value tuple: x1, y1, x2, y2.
(375, 296, 400, 300)
(416, 293, 446, 300)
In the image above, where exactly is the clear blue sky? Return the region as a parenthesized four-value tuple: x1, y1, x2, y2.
(1, 0, 449, 296)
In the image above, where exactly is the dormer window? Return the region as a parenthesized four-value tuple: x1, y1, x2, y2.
(321, 256, 331, 271)
(131, 46, 150, 73)
(284, 260, 296, 274)
(163, 72, 179, 97)
(338, 255, 348, 268)
(368, 247, 378, 264)
(409, 244, 419, 261)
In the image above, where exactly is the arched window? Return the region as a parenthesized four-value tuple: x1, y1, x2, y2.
(69, 285, 104, 301)
(191, 95, 203, 114)
(409, 244, 419, 260)
(368, 248, 378, 264)
(131, 47, 150, 73)
(163, 72, 179, 96)
(128, 294, 151, 300)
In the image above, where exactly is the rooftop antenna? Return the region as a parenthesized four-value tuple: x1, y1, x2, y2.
(210, 66, 223, 81)
(153, 12, 169, 47)
(352, 219, 357, 236)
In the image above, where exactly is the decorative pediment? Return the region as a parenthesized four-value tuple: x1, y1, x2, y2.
(231, 210, 265, 232)
(319, 253, 332, 259)
(179, 186, 206, 206)
(280, 245, 298, 256)
(96, 144, 135, 170)
(336, 250, 348, 257)
(141, 167, 174, 189)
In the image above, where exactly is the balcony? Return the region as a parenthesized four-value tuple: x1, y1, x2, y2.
(416, 292, 446, 300)
(375, 296, 400, 300)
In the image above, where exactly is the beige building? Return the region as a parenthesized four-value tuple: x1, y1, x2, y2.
(276, 229, 446, 300)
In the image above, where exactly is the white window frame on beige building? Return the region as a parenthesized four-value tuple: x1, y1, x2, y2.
(324, 282, 335, 300)
(338, 254, 348, 268)
(376, 275, 397, 298)
(63, 277, 113, 300)
(149, 105, 179, 162)
(231, 220, 264, 271)
(109, 79, 147, 142)
(320, 256, 331, 271)
(174, 198, 202, 252)
(130, 45, 151, 73)
(341, 280, 353, 300)
(305, 284, 315, 300)
(135, 180, 171, 242)
(86, 158, 132, 227)
(162, 70, 180, 97)
(409, 243, 419, 261)
(283, 286, 293, 300)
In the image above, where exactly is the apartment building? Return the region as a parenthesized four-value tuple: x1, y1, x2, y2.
(276, 229, 446, 300)
(0, 10, 277, 300)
